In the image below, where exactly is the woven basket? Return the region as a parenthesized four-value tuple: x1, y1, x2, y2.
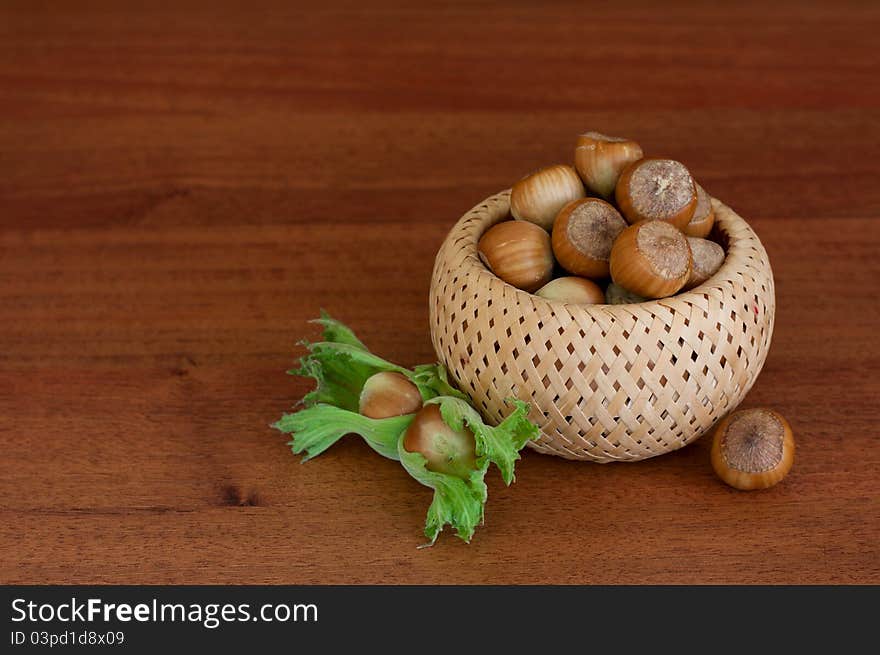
(429, 190, 775, 462)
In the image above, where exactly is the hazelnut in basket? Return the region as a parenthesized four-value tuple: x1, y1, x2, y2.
(430, 130, 777, 465)
(479, 134, 726, 304)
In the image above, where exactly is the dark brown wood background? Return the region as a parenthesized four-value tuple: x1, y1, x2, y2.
(2, 0, 878, 584)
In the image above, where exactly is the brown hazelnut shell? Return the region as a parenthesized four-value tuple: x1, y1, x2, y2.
(574, 132, 643, 199)
(535, 276, 605, 305)
(684, 237, 725, 290)
(615, 158, 698, 229)
(359, 371, 423, 419)
(551, 198, 627, 279)
(478, 220, 554, 292)
(683, 184, 715, 238)
(711, 408, 795, 490)
(510, 164, 585, 230)
(609, 220, 692, 299)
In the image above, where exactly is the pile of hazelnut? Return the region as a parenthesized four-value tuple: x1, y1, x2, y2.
(478, 132, 725, 305)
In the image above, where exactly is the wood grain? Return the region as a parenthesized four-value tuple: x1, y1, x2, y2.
(1, 0, 878, 584)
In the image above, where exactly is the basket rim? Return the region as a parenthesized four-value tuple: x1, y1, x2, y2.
(447, 189, 769, 320)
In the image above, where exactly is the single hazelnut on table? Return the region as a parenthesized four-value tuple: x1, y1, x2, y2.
(683, 183, 715, 238)
(478, 220, 554, 292)
(359, 371, 423, 419)
(510, 164, 585, 230)
(535, 276, 605, 305)
(684, 237, 725, 290)
(551, 198, 627, 279)
(605, 282, 646, 305)
(711, 408, 795, 490)
(609, 220, 692, 299)
(574, 131, 644, 199)
(615, 158, 698, 229)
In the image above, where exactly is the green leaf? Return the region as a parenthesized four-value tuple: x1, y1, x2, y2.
(287, 313, 394, 410)
(399, 448, 488, 545)
(311, 310, 368, 350)
(274, 404, 413, 461)
(427, 396, 539, 485)
(290, 341, 408, 411)
(410, 363, 471, 402)
(289, 318, 467, 411)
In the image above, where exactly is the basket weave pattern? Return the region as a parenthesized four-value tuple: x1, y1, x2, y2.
(429, 190, 775, 462)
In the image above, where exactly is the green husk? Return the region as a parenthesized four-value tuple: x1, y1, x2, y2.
(290, 311, 468, 411)
(273, 405, 413, 461)
(399, 396, 539, 545)
(273, 313, 539, 545)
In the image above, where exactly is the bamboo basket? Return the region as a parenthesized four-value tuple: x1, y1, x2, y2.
(429, 190, 775, 462)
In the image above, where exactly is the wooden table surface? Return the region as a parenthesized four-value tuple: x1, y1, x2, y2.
(2, 0, 878, 585)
